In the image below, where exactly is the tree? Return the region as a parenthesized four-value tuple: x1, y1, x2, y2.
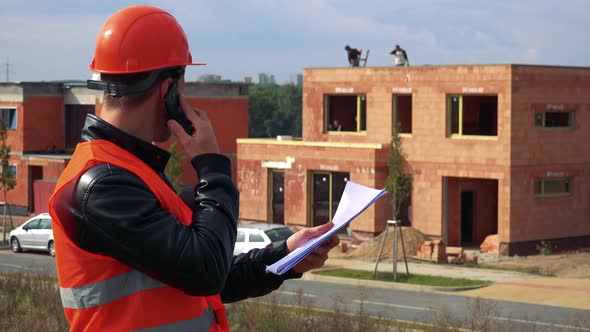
(165, 137, 184, 193)
(249, 83, 302, 138)
(385, 122, 413, 221)
(0, 122, 16, 244)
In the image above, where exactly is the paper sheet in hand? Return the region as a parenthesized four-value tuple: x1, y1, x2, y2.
(266, 181, 387, 275)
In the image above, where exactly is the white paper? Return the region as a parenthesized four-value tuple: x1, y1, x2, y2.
(266, 181, 387, 275)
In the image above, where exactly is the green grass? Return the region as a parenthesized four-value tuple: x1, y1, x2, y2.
(461, 262, 554, 277)
(314, 268, 491, 287)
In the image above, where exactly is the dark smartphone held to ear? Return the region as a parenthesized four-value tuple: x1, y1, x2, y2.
(164, 80, 195, 136)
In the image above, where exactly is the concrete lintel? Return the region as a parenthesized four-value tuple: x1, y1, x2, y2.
(237, 138, 384, 150)
(0, 84, 23, 102)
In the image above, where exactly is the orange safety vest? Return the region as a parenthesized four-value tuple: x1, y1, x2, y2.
(49, 140, 229, 332)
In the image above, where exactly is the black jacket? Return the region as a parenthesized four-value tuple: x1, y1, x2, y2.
(56, 114, 299, 303)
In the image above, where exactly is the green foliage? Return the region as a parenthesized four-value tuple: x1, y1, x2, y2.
(165, 137, 184, 193)
(249, 83, 302, 138)
(0, 122, 16, 194)
(536, 240, 556, 256)
(385, 122, 412, 220)
(315, 269, 491, 287)
(0, 122, 16, 244)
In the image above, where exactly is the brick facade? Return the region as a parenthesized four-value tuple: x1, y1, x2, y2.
(237, 65, 590, 255)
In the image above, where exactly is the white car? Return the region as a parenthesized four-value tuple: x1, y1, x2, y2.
(9, 213, 55, 257)
(234, 224, 293, 256)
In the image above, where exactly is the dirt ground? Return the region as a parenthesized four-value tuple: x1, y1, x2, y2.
(479, 251, 590, 278)
(335, 227, 590, 279)
(346, 226, 428, 260)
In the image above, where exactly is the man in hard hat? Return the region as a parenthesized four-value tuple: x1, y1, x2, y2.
(49, 5, 339, 331)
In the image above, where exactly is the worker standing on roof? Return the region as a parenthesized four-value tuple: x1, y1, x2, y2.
(345, 45, 362, 67)
(390, 44, 410, 66)
(49, 5, 339, 331)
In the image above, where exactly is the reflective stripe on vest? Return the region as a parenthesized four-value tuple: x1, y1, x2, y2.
(60, 270, 166, 309)
(136, 306, 216, 332)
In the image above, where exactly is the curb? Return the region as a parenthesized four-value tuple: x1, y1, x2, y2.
(303, 271, 493, 293)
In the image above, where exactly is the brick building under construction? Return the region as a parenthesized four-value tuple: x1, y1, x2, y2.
(237, 64, 590, 255)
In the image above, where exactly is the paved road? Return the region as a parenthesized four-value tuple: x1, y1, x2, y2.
(256, 279, 590, 331)
(1, 249, 588, 331)
(0, 248, 56, 275)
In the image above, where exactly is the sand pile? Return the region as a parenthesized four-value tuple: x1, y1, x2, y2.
(347, 227, 429, 259)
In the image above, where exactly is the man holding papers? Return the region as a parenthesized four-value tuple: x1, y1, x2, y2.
(268, 181, 387, 275)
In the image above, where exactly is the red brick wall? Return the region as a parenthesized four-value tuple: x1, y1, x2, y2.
(509, 66, 590, 243)
(509, 166, 590, 242)
(237, 141, 388, 232)
(4, 157, 67, 212)
(185, 98, 249, 155)
(22, 97, 64, 152)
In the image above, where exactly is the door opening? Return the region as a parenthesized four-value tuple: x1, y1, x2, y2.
(269, 170, 285, 224)
(460, 191, 475, 244)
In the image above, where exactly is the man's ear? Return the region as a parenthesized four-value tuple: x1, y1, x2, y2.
(159, 77, 174, 102)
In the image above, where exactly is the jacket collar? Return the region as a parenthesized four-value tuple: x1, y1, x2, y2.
(81, 114, 171, 173)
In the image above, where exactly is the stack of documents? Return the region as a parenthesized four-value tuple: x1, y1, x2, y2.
(266, 181, 387, 275)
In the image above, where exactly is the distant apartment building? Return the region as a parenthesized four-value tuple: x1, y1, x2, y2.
(290, 74, 303, 87)
(197, 74, 233, 83)
(236, 64, 590, 255)
(252, 73, 276, 84)
(0, 81, 248, 215)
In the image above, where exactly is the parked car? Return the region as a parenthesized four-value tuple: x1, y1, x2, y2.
(234, 224, 294, 255)
(9, 213, 55, 257)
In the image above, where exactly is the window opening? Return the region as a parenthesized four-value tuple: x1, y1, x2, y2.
(448, 95, 497, 136)
(325, 95, 366, 133)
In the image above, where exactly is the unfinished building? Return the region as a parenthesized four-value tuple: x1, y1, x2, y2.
(237, 64, 590, 255)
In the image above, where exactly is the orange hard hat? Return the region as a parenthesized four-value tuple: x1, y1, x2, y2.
(89, 5, 204, 74)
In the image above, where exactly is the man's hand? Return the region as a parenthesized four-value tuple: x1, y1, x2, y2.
(167, 92, 219, 158)
(286, 223, 340, 274)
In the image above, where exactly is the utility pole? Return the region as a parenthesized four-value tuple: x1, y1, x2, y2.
(1, 58, 14, 82)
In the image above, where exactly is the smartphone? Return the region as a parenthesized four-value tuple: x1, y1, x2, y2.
(164, 80, 195, 136)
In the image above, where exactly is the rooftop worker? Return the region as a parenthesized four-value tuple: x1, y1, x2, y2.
(390, 44, 410, 66)
(345, 45, 362, 67)
(49, 5, 339, 331)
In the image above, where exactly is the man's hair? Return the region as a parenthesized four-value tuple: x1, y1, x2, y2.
(102, 67, 183, 108)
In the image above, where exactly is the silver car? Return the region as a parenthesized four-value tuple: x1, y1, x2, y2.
(9, 213, 55, 257)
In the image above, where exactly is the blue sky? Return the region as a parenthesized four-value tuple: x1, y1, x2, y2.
(1, 0, 588, 83)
